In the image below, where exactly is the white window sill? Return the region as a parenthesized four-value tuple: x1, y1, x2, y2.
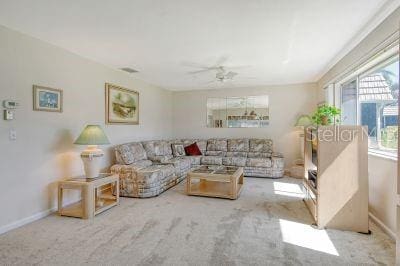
(368, 149, 397, 161)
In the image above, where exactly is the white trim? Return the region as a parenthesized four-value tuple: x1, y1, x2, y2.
(369, 212, 396, 240)
(369, 150, 398, 161)
(0, 207, 56, 235)
(317, 0, 400, 82)
(0, 198, 78, 235)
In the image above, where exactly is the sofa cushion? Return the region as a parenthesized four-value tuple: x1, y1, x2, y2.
(148, 155, 174, 163)
(164, 157, 191, 176)
(207, 139, 228, 151)
(143, 140, 172, 156)
(194, 140, 207, 154)
(246, 158, 272, 168)
(201, 156, 223, 165)
(247, 152, 271, 158)
(115, 142, 147, 165)
(227, 139, 249, 152)
(205, 151, 226, 156)
(110, 160, 153, 174)
(136, 164, 176, 184)
(171, 143, 186, 157)
(249, 139, 273, 153)
(127, 160, 153, 170)
(226, 152, 248, 157)
(183, 155, 202, 165)
(185, 142, 202, 156)
(244, 167, 284, 178)
(222, 157, 246, 167)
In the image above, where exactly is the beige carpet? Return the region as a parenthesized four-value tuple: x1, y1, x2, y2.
(0, 177, 395, 265)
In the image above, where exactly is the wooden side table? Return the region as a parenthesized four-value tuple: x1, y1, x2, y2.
(58, 173, 119, 219)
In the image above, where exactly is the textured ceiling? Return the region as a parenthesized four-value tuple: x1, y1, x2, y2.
(0, 0, 397, 90)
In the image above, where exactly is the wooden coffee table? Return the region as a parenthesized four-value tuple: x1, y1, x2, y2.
(58, 173, 119, 219)
(186, 166, 244, 199)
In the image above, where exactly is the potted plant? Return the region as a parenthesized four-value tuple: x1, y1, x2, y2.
(311, 104, 341, 126)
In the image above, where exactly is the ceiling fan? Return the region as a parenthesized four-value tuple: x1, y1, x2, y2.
(184, 57, 247, 83)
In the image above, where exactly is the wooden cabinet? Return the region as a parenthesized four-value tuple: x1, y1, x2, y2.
(303, 126, 369, 233)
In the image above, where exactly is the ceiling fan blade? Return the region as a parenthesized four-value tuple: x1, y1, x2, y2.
(212, 56, 229, 67)
(187, 69, 212, 75)
(225, 71, 238, 79)
(181, 61, 210, 69)
(224, 65, 251, 70)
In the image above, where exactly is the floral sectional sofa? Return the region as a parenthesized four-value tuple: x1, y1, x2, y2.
(111, 138, 284, 198)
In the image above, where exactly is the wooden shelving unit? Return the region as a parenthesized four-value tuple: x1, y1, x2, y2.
(303, 125, 369, 233)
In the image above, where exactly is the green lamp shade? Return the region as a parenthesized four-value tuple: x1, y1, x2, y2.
(295, 115, 313, 127)
(74, 125, 110, 145)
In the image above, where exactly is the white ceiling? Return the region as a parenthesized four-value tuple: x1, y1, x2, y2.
(0, 0, 398, 90)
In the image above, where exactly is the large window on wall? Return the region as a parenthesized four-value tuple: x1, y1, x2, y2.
(338, 52, 399, 158)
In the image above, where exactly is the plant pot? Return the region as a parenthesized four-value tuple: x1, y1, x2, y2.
(321, 116, 329, 126)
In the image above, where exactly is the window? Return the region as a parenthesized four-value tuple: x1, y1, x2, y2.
(338, 54, 399, 158)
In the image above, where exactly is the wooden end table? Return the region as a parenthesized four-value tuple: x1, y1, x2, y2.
(187, 166, 244, 199)
(58, 173, 119, 219)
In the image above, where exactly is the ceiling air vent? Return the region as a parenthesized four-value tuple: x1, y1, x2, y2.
(120, 67, 139, 73)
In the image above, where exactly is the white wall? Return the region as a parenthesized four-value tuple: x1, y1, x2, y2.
(0, 25, 173, 231)
(172, 84, 318, 167)
(317, 8, 400, 235)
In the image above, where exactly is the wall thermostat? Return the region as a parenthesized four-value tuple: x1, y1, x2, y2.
(3, 100, 19, 109)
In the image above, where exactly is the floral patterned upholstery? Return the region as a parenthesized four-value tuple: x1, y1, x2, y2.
(222, 157, 247, 167)
(246, 158, 272, 168)
(183, 155, 202, 165)
(247, 152, 272, 158)
(162, 157, 191, 177)
(115, 142, 148, 165)
(112, 137, 284, 198)
(142, 140, 172, 156)
(226, 152, 248, 157)
(147, 155, 174, 163)
(201, 156, 223, 165)
(207, 139, 228, 151)
(111, 164, 178, 198)
(227, 139, 249, 152)
(249, 139, 273, 153)
(205, 151, 226, 156)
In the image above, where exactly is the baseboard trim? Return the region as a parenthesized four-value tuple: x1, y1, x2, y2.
(0, 207, 57, 235)
(369, 212, 396, 240)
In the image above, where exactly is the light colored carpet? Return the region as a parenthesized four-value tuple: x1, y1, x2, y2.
(0, 177, 395, 265)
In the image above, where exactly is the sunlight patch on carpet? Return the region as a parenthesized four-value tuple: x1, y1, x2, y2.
(273, 182, 304, 198)
(279, 219, 339, 256)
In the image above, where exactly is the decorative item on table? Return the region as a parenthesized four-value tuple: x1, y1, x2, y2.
(74, 125, 110, 178)
(105, 83, 139, 125)
(33, 85, 63, 112)
(311, 104, 341, 126)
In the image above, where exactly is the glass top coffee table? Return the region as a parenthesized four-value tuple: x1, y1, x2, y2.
(186, 165, 244, 200)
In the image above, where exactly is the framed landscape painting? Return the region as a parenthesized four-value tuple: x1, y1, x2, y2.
(33, 85, 63, 112)
(105, 83, 139, 125)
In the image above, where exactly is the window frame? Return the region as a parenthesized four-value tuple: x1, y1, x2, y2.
(336, 52, 399, 160)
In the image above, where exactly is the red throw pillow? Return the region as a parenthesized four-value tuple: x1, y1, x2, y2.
(184, 142, 202, 156)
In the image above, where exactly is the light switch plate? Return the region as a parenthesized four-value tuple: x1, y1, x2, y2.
(9, 129, 16, 141)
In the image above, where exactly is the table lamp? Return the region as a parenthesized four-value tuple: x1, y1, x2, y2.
(294, 115, 313, 163)
(74, 125, 110, 178)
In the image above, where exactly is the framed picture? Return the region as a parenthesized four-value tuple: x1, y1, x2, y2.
(33, 85, 63, 112)
(105, 83, 139, 125)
